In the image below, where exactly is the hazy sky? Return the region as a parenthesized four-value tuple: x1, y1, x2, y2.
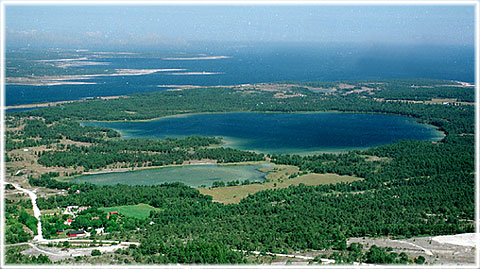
(6, 5, 475, 48)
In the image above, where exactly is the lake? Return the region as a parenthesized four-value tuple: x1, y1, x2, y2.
(72, 164, 269, 187)
(84, 112, 444, 154)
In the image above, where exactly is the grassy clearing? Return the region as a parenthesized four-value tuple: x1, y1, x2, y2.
(40, 209, 62, 215)
(198, 165, 361, 204)
(99, 204, 158, 219)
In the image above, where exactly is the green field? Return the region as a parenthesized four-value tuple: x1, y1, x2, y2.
(99, 204, 158, 219)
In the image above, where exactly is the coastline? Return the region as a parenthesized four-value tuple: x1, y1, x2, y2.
(5, 95, 125, 110)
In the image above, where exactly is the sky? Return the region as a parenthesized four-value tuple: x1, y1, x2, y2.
(5, 4, 476, 49)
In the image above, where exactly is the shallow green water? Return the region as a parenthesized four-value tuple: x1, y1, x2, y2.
(72, 164, 269, 187)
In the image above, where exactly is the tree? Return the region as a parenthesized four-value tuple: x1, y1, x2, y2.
(414, 256, 425, 264)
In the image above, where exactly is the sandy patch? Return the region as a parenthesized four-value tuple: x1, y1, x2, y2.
(182, 159, 217, 165)
(163, 56, 231, 60)
(112, 69, 185, 76)
(348, 234, 476, 265)
(36, 57, 89, 62)
(6, 68, 186, 86)
(343, 86, 376, 95)
(156, 84, 203, 89)
(455, 81, 475, 87)
(6, 96, 124, 110)
(167, 72, 225, 75)
(6, 76, 97, 86)
(21, 242, 132, 262)
(273, 92, 306, 99)
(432, 233, 476, 247)
(93, 52, 138, 55)
(337, 83, 356, 89)
(54, 61, 110, 68)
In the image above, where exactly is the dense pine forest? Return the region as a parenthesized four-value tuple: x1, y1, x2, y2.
(5, 79, 475, 264)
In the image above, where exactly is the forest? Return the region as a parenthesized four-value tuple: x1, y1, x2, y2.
(5, 78, 475, 264)
(36, 136, 264, 170)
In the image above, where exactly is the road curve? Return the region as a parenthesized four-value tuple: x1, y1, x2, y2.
(8, 182, 44, 241)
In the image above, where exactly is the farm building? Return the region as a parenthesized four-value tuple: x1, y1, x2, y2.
(66, 230, 85, 237)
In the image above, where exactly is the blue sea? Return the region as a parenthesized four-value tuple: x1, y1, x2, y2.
(5, 43, 474, 106)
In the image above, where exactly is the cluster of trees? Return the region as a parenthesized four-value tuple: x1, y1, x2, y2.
(375, 86, 474, 102)
(5, 201, 34, 244)
(28, 172, 70, 189)
(5, 247, 51, 264)
(211, 179, 259, 188)
(368, 79, 474, 102)
(36, 182, 208, 209)
(18, 209, 38, 235)
(364, 245, 413, 264)
(320, 243, 416, 264)
(36, 136, 264, 170)
(5, 118, 119, 151)
(271, 136, 474, 185)
(138, 239, 246, 264)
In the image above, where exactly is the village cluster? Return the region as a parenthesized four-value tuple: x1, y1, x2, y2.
(44, 205, 120, 239)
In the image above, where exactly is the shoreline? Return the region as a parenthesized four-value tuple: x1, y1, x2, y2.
(5, 95, 125, 110)
(83, 110, 447, 142)
(70, 160, 271, 178)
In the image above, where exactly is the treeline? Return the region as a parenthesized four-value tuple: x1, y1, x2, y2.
(374, 86, 474, 102)
(137, 240, 246, 264)
(301, 77, 475, 103)
(5, 119, 120, 151)
(35, 182, 209, 210)
(36, 136, 264, 170)
(5, 199, 37, 244)
(28, 172, 70, 190)
(360, 79, 475, 102)
(271, 135, 474, 185)
(193, 148, 264, 163)
(315, 243, 423, 264)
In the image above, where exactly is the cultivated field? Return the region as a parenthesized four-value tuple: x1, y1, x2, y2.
(99, 204, 158, 219)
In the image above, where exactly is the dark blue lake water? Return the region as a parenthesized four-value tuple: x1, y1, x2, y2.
(6, 43, 474, 105)
(84, 112, 444, 154)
